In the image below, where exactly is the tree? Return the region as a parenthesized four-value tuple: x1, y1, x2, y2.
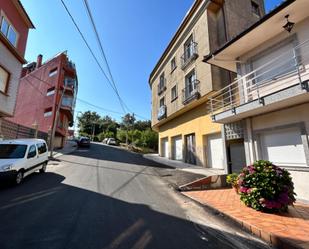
(133, 120, 151, 131)
(77, 111, 102, 136)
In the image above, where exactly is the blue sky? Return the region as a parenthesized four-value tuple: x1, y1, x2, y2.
(20, 0, 283, 121)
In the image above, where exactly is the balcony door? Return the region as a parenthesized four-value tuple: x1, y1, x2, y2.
(184, 35, 194, 61)
(185, 70, 196, 98)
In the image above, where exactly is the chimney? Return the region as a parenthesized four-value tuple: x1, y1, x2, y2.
(37, 54, 43, 68)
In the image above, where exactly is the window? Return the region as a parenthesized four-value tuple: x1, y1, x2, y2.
(27, 145, 37, 159)
(171, 57, 176, 72)
(0, 15, 18, 46)
(251, 1, 260, 17)
(159, 97, 165, 107)
(46, 87, 55, 96)
(171, 85, 177, 101)
(159, 73, 165, 89)
(49, 68, 58, 77)
(250, 40, 295, 84)
(37, 143, 47, 154)
(0, 144, 27, 159)
(184, 35, 194, 60)
(0, 65, 10, 93)
(44, 108, 53, 117)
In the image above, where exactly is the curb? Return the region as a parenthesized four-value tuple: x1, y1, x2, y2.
(182, 193, 302, 249)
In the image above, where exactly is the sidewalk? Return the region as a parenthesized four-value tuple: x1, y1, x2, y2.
(143, 153, 225, 176)
(184, 189, 309, 249)
(51, 140, 77, 159)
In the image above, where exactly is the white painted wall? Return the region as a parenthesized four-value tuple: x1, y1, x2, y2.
(0, 42, 22, 117)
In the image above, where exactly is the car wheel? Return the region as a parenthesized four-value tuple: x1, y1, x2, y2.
(40, 163, 47, 173)
(15, 171, 23, 185)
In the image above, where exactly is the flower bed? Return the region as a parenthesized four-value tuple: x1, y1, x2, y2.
(237, 160, 296, 212)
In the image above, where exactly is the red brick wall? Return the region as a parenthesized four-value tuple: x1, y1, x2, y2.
(7, 54, 74, 132)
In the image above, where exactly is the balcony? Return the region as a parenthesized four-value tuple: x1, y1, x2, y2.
(157, 105, 167, 120)
(61, 96, 74, 120)
(182, 80, 200, 105)
(181, 42, 198, 70)
(157, 78, 166, 95)
(63, 78, 76, 94)
(64, 60, 76, 76)
(209, 40, 309, 123)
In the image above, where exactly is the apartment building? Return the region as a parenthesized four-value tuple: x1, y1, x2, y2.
(0, 0, 34, 138)
(7, 52, 78, 148)
(149, 0, 264, 168)
(204, 0, 309, 200)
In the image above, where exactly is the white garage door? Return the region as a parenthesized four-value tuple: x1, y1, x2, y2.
(260, 127, 307, 167)
(161, 138, 169, 158)
(207, 133, 224, 169)
(173, 136, 183, 161)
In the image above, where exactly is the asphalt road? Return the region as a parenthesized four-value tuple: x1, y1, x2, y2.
(0, 143, 270, 249)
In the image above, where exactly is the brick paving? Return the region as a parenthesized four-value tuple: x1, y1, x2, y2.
(184, 189, 309, 249)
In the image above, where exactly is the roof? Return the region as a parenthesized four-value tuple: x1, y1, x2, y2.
(0, 139, 46, 145)
(15, 0, 35, 29)
(148, 0, 204, 85)
(203, 0, 297, 71)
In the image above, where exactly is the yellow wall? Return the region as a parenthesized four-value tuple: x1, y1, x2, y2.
(158, 102, 222, 166)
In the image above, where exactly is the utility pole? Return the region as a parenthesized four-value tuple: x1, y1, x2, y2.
(49, 84, 66, 157)
(92, 122, 96, 141)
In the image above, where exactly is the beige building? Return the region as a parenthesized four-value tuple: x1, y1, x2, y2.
(149, 0, 264, 168)
(205, 0, 309, 200)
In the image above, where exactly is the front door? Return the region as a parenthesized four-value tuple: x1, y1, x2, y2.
(207, 133, 224, 169)
(228, 140, 246, 173)
(185, 134, 196, 165)
(173, 136, 183, 161)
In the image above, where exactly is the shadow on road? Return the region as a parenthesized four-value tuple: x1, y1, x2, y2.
(0, 172, 269, 249)
(71, 143, 172, 169)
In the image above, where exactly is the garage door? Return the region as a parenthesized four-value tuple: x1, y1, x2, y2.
(173, 136, 183, 161)
(260, 127, 307, 167)
(207, 133, 224, 169)
(161, 138, 169, 158)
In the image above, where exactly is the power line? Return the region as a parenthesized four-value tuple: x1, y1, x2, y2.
(22, 72, 149, 119)
(60, 0, 128, 114)
(82, 0, 134, 115)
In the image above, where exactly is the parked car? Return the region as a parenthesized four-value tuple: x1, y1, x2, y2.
(77, 137, 91, 147)
(102, 138, 108, 144)
(107, 138, 118, 146)
(0, 139, 49, 185)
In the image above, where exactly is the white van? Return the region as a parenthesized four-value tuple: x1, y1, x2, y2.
(0, 139, 49, 184)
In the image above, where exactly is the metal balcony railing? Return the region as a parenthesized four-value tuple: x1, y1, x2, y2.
(61, 97, 73, 108)
(67, 60, 76, 70)
(181, 42, 198, 69)
(157, 105, 167, 120)
(182, 80, 200, 105)
(209, 39, 309, 115)
(157, 78, 166, 95)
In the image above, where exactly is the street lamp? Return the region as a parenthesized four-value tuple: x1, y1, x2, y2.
(283, 14, 295, 33)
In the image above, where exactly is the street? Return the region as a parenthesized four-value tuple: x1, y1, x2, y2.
(0, 143, 270, 249)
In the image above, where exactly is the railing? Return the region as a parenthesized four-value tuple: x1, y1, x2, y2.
(64, 78, 76, 89)
(181, 42, 198, 69)
(67, 60, 76, 70)
(61, 96, 73, 108)
(209, 39, 309, 115)
(182, 79, 200, 104)
(157, 105, 167, 120)
(157, 78, 166, 95)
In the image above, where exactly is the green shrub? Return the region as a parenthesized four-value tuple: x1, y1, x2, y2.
(226, 173, 238, 187)
(238, 160, 296, 212)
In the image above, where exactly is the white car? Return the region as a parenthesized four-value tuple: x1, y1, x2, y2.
(0, 139, 49, 185)
(107, 138, 117, 146)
